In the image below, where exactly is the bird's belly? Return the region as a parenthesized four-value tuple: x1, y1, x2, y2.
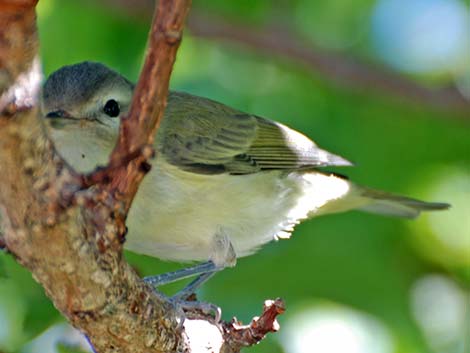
(123, 161, 308, 262)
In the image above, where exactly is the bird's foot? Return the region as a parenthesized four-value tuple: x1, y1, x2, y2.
(170, 295, 222, 323)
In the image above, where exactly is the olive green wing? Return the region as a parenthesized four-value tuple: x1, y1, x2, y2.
(246, 117, 352, 171)
(158, 92, 352, 174)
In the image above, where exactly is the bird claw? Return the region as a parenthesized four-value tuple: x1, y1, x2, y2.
(170, 296, 222, 323)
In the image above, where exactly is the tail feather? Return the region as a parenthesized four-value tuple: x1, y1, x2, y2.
(358, 188, 450, 219)
(301, 172, 450, 219)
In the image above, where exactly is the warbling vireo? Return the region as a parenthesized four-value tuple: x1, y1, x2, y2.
(41, 62, 449, 296)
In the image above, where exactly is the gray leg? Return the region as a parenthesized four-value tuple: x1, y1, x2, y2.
(145, 229, 237, 297)
(144, 261, 217, 287)
(145, 231, 237, 323)
(173, 271, 217, 300)
(171, 272, 222, 322)
(145, 267, 222, 322)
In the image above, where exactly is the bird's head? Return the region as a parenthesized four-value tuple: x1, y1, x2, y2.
(42, 61, 134, 130)
(41, 61, 134, 172)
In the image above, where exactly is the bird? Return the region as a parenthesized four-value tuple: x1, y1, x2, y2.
(41, 61, 449, 297)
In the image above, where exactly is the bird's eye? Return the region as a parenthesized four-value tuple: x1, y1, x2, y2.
(103, 99, 120, 117)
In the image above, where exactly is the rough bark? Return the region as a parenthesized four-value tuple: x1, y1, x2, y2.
(0, 1, 283, 352)
(0, 1, 187, 352)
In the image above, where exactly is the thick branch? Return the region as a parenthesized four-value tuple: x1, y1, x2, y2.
(0, 1, 187, 352)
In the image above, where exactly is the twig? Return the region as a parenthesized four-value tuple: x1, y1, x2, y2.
(221, 298, 286, 352)
(99, 0, 192, 217)
(82, 144, 154, 187)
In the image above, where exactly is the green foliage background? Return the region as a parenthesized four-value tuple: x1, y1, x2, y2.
(0, 0, 469, 352)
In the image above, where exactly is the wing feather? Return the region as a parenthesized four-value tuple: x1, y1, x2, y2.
(158, 92, 352, 174)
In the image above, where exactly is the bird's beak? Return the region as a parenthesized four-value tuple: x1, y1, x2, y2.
(45, 110, 71, 119)
(44, 110, 76, 130)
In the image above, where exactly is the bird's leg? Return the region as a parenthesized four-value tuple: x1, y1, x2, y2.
(143, 262, 222, 321)
(172, 270, 216, 300)
(144, 263, 223, 322)
(143, 261, 217, 287)
(174, 229, 237, 298)
(144, 229, 237, 321)
(145, 229, 237, 293)
(170, 230, 237, 322)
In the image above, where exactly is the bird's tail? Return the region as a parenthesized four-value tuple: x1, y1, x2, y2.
(301, 172, 450, 219)
(355, 187, 450, 219)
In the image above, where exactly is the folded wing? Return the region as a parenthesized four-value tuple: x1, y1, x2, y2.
(159, 92, 352, 175)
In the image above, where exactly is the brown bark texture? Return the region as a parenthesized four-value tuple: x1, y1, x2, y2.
(0, 0, 284, 352)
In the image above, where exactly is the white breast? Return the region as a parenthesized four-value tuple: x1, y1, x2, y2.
(124, 159, 355, 262)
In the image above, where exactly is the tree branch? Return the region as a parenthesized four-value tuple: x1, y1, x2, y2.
(0, 1, 185, 351)
(0, 1, 183, 352)
(103, 0, 192, 215)
(0, 1, 284, 352)
(221, 298, 285, 352)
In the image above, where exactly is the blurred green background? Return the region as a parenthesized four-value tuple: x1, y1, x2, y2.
(1, 0, 469, 352)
